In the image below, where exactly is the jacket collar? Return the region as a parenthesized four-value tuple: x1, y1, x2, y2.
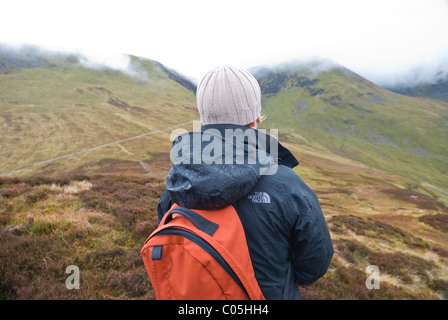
(200, 123, 299, 169)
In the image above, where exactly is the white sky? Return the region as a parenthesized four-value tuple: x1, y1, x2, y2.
(2, 0, 448, 85)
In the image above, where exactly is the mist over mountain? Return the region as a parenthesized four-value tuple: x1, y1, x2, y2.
(376, 57, 448, 102)
(0, 43, 81, 72)
(0, 44, 196, 93)
(250, 57, 360, 94)
(387, 78, 448, 102)
(386, 75, 448, 102)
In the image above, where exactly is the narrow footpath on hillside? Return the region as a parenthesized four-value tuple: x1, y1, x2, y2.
(0, 120, 194, 176)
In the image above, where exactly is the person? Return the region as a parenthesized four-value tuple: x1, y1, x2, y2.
(157, 65, 334, 299)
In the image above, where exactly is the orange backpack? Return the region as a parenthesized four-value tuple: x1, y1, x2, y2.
(141, 203, 265, 300)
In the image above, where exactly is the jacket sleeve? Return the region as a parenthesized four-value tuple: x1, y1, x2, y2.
(288, 182, 334, 285)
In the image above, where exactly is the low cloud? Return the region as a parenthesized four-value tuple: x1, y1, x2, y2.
(0, 42, 131, 73)
(379, 58, 448, 89)
(249, 55, 343, 79)
(77, 51, 131, 73)
(3, 42, 447, 92)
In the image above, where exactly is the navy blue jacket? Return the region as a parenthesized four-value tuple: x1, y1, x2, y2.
(157, 124, 334, 299)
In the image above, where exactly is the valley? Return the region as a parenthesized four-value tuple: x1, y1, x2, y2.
(0, 45, 447, 299)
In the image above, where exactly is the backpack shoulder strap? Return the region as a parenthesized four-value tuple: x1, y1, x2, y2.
(163, 207, 219, 236)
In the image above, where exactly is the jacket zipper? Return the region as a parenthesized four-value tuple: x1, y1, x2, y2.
(154, 228, 249, 298)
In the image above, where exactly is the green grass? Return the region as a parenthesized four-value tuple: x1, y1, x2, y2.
(0, 54, 198, 176)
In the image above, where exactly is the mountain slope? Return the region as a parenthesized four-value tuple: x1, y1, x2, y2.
(386, 78, 448, 102)
(1, 47, 448, 300)
(252, 60, 448, 204)
(0, 45, 198, 177)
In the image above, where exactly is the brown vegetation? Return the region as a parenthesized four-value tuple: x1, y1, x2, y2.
(419, 214, 448, 233)
(0, 174, 161, 299)
(1, 167, 448, 300)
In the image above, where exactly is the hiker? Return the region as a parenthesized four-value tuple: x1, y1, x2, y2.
(156, 65, 334, 299)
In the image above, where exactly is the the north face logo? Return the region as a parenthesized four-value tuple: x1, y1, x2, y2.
(248, 192, 271, 204)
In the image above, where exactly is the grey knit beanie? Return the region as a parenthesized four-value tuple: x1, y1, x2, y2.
(196, 65, 262, 125)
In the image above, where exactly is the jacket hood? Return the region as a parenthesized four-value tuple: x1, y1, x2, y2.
(165, 124, 299, 210)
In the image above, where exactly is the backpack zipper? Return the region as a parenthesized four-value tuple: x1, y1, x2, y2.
(154, 228, 249, 298)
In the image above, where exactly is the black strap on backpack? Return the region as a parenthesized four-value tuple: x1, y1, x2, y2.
(164, 207, 219, 236)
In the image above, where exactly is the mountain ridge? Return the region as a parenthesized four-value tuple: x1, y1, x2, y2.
(386, 77, 448, 102)
(0, 44, 197, 93)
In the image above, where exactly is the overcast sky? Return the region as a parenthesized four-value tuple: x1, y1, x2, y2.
(2, 0, 448, 86)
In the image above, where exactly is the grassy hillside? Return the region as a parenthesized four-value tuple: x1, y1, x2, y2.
(287, 142, 448, 299)
(0, 46, 198, 177)
(1, 47, 447, 300)
(253, 61, 448, 205)
(1, 149, 447, 299)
